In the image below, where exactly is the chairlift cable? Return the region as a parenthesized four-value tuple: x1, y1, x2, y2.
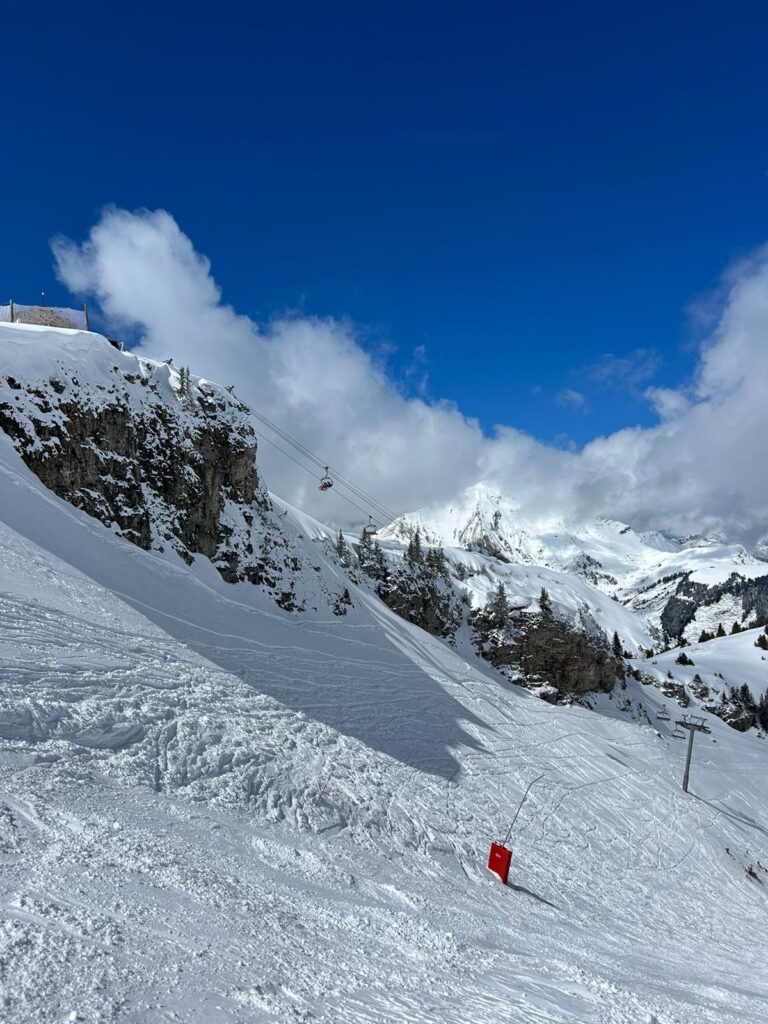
(252, 428, 385, 524)
(248, 408, 327, 471)
(240, 405, 396, 520)
(233, 393, 396, 525)
(322, 466, 397, 523)
(251, 407, 396, 522)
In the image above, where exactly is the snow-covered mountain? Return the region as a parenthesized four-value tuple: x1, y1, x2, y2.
(381, 481, 768, 640)
(2, 322, 768, 1023)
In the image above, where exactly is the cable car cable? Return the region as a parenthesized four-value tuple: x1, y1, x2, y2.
(241, 405, 395, 519)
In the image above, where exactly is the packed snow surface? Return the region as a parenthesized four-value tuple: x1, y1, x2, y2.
(1, 328, 768, 1022)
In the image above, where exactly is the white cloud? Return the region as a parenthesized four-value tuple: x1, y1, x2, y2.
(556, 388, 588, 412)
(587, 347, 662, 390)
(644, 386, 690, 421)
(53, 208, 768, 544)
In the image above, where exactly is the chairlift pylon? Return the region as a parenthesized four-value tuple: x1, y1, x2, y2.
(318, 466, 334, 492)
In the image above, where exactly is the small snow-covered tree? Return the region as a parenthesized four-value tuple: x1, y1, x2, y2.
(425, 546, 449, 579)
(612, 631, 623, 658)
(758, 692, 768, 731)
(358, 531, 388, 581)
(739, 683, 757, 712)
(335, 529, 350, 566)
(178, 366, 191, 399)
(405, 528, 423, 565)
(539, 586, 552, 618)
(490, 581, 509, 628)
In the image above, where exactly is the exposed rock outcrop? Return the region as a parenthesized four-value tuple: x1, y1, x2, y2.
(704, 685, 759, 732)
(470, 591, 623, 700)
(376, 561, 463, 639)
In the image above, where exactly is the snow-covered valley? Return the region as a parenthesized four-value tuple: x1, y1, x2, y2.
(1, 323, 768, 1023)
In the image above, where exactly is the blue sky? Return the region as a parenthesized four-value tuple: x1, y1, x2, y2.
(3, 2, 767, 446)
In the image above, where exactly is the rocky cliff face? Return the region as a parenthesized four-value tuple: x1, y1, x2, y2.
(512, 612, 623, 698)
(0, 328, 348, 614)
(471, 603, 623, 701)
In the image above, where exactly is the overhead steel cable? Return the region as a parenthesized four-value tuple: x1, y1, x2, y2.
(241, 405, 396, 521)
(231, 392, 397, 527)
(248, 408, 327, 471)
(321, 466, 397, 524)
(253, 429, 381, 523)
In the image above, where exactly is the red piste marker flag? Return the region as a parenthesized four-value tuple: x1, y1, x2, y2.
(487, 842, 512, 885)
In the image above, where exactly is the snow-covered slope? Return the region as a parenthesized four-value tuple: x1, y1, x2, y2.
(2, 331, 768, 1021)
(643, 627, 768, 700)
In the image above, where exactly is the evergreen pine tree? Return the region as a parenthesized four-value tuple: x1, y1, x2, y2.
(335, 529, 349, 566)
(371, 540, 388, 579)
(739, 683, 757, 712)
(716, 622, 726, 638)
(358, 531, 388, 581)
(612, 631, 623, 658)
(539, 587, 552, 618)
(178, 366, 191, 399)
(425, 546, 449, 579)
(758, 692, 768, 731)
(405, 529, 423, 565)
(731, 621, 742, 634)
(490, 581, 509, 628)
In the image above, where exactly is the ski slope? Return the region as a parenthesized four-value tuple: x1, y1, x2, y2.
(2, 424, 768, 1021)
